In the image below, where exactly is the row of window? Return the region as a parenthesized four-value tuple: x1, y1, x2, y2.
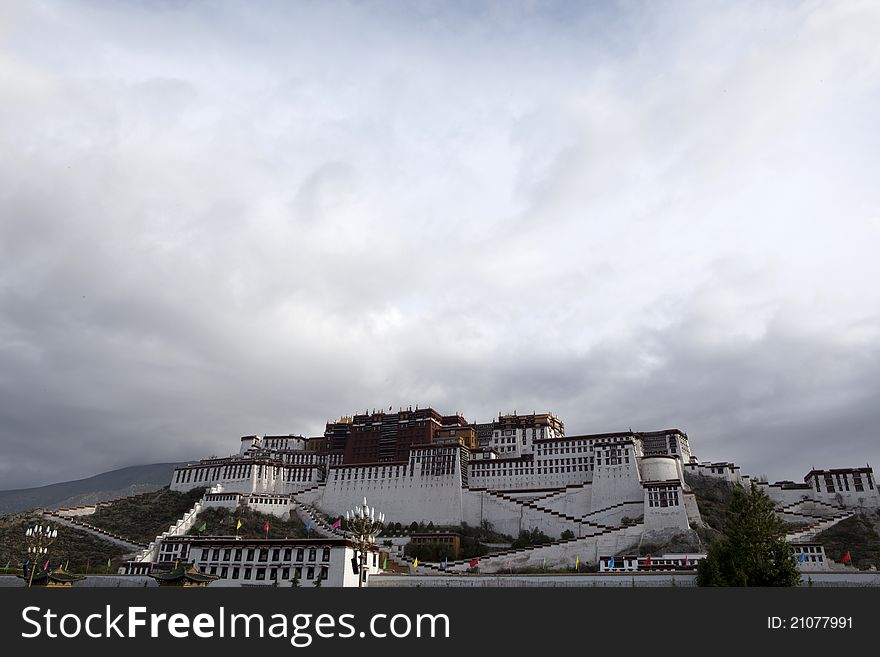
(199, 547, 331, 563)
(647, 488, 680, 507)
(817, 472, 873, 493)
(205, 564, 328, 581)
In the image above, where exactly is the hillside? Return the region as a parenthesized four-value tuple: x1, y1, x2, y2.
(85, 487, 207, 545)
(814, 511, 880, 570)
(0, 463, 183, 513)
(686, 474, 880, 570)
(187, 506, 309, 539)
(0, 512, 129, 575)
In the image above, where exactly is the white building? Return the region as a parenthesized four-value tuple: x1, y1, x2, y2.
(158, 408, 878, 574)
(137, 536, 382, 587)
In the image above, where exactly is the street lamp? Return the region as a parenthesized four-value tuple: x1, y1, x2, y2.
(25, 523, 58, 587)
(344, 497, 384, 588)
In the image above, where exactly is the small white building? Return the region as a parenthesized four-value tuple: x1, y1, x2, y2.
(599, 553, 706, 572)
(133, 536, 382, 587)
(792, 543, 830, 572)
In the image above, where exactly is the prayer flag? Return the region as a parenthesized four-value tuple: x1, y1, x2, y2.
(413, 558, 418, 568)
(841, 551, 852, 564)
(331, 519, 341, 529)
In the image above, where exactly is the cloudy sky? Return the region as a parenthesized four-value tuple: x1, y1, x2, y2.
(1, 0, 879, 490)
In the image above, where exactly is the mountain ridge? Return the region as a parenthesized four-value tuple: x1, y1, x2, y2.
(0, 462, 185, 514)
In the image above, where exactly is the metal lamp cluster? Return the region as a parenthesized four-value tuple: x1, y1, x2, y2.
(25, 523, 58, 587)
(344, 497, 384, 588)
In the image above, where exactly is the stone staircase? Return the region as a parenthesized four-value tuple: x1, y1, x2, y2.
(290, 499, 346, 539)
(477, 487, 642, 535)
(774, 499, 853, 542)
(133, 490, 211, 562)
(43, 511, 146, 555)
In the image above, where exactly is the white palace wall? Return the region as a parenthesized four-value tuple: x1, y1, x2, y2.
(590, 458, 644, 513)
(314, 468, 464, 527)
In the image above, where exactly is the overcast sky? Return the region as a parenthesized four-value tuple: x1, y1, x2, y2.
(1, 0, 879, 490)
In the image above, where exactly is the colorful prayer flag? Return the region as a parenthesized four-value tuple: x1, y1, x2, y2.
(575, 555, 579, 571)
(469, 558, 479, 568)
(263, 521, 270, 536)
(331, 519, 341, 529)
(197, 521, 207, 534)
(442, 558, 448, 569)
(107, 558, 112, 568)
(305, 521, 312, 531)
(644, 554, 652, 567)
(43, 560, 49, 570)
(798, 552, 806, 563)
(382, 556, 388, 569)
(841, 551, 852, 564)
(412, 558, 419, 568)
(608, 556, 615, 568)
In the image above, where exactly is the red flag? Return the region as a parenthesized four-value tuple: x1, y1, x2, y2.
(644, 554, 652, 567)
(43, 560, 49, 570)
(469, 558, 479, 568)
(263, 521, 270, 536)
(841, 551, 852, 564)
(331, 519, 341, 529)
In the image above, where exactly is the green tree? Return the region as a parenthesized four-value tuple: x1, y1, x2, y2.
(697, 483, 800, 587)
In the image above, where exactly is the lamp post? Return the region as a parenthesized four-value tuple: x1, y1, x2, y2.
(344, 497, 384, 588)
(25, 523, 58, 588)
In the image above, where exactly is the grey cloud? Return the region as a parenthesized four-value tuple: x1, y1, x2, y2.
(1, 1, 879, 489)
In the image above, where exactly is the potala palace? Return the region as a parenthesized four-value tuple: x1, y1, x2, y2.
(67, 407, 878, 585)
